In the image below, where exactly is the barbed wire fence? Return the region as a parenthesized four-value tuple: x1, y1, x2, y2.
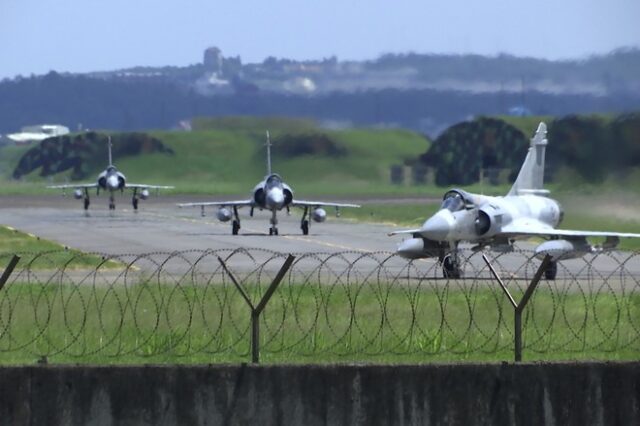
(0, 248, 638, 363)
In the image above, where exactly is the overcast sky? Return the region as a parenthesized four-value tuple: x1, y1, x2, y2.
(1, 0, 639, 79)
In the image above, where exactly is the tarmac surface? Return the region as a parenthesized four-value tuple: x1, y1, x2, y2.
(0, 195, 403, 255)
(1, 195, 638, 286)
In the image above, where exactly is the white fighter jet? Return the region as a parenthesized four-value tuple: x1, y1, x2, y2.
(48, 136, 174, 211)
(178, 131, 360, 235)
(390, 122, 640, 279)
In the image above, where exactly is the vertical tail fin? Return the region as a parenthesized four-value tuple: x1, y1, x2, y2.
(507, 122, 548, 196)
(107, 135, 113, 167)
(265, 130, 272, 175)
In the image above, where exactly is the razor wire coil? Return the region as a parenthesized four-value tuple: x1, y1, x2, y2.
(0, 248, 638, 361)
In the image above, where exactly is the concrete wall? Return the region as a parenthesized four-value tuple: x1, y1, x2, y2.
(0, 362, 638, 425)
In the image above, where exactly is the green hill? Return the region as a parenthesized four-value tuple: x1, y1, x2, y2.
(2, 118, 430, 196)
(5, 113, 640, 197)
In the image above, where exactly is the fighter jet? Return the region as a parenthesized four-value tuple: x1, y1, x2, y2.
(390, 122, 640, 279)
(178, 131, 360, 235)
(48, 136, 173, 210)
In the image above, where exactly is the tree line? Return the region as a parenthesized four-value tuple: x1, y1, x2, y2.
(1, 72, 639, 135)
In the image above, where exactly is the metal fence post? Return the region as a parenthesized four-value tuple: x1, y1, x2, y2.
(482, 254, 551, 362)
(218, 254, 296, 363)
(0, 255, 20, 291)
(251, 311, 260, 363)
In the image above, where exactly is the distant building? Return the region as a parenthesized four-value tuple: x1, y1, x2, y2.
(6, 124, 70, 144)
(283, 77, 317, 94)
(203, 47, 223, 74)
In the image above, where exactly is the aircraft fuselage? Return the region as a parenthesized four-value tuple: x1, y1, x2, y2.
(252, 174, 293, 211)
(397, 188, 565, 261)
(97, 166, 126, 193)
(419, 193, 563, 243)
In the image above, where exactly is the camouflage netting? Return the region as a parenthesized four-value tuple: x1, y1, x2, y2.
(419, 117, 529, 186)
(12, 132, 174, 180)
(418, 113, 640, 186)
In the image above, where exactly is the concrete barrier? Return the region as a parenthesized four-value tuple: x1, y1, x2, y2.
(0, 362, 638, 425)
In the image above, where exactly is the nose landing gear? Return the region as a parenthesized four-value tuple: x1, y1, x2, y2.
(544, 261, 558, 280)
(440, 244, 462, 279)
(442, 255, 462, 279)
(269, 209, 279, 236)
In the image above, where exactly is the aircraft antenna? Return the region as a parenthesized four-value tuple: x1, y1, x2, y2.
(107, 135, 113, 166)
(266, 130, 272, 175)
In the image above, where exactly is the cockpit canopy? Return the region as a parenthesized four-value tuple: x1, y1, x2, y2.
(441, 189, 475, 212)
(265, 174, 283, 189)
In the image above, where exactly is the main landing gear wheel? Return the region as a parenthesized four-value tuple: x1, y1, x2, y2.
(544, 261, 558, 280)
(301, 220, 309, 235)
(269, 227, 279, 236)
(109, 203, 115, 210)
(442, 256, 462, 279)
(83, 199, 90, 210)
(232, 220, 240, 235)
(132, 198, 139, 211)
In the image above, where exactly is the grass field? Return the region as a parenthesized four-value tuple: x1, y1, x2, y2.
(0, 226, 118, 269)
(0, 280, 636, 365)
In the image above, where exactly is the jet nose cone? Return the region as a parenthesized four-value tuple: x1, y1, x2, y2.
(266, 188, 285, 209)
(107, 175, 120, 190)
(419, 211, 451, 241)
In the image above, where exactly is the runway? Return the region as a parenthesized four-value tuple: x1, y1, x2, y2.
(1, 195, 639, 287)
(0, 195, 400, 255)
(0, 195, 426, 284)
